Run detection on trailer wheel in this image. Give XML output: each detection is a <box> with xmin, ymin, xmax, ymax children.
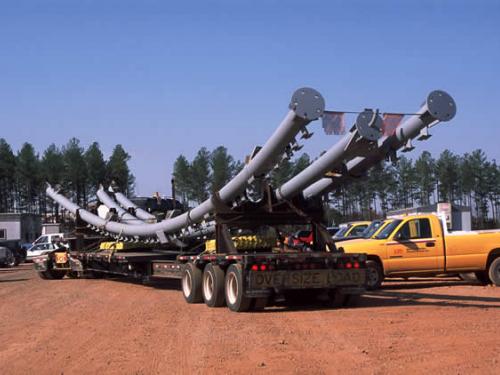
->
<box><xmin>251</xmin><ymin>297</ymin><xmax>268</xmax><ymax>311</ymax></box>
<box><xmin>366</xmin><ymin>260</ymin><xmax>383</xmax><ymax>290</ymax></box>
<box><xmin>488</xmin><ymin>257</ymin><xmax>500</xmax><ymax>286</ymax></box>
<box><xmin>5</xmin><ymin>250</ymin><xmax>16</xmax><ymax>268</ymax></box>
<box><xmin>327</xmin><ymin>289</ymin><xmax>348</xmax><ymax>307</ymax></box>
<box><xmin>202</xmin><ymin>263</ymin><xmax>226</xmax><ymax>307</ymax></box>
<box><xmin>182</xmin><ymin>263</ymin><xmax>203</xmax><ymax>304</ymax></box>
<box><xmin>225</xmin><ymin>264</ymin><xmax>251</xmax><ymax>312</ymax></box>
<box><xmin>40</xmin><ymin>269</ymin><xmax>66</xmax><ymax>280</ymax></box>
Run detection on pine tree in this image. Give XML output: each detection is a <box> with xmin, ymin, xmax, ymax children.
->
<box><xmin>436</xmin><ymin>150</ymin><xmax>460</xmax><ymax>203</ymax></box>
<box><xmin>0</xmin><ymin>139</ymin><xmax>16</xmax><ymax>212</ymax></box>
<box><xmin>85</xmin><ymin>142</ymin><xmax>107</xmax><ymax>197</ymax></box>
<box><xmin>62</xmin><ymin>138</ymin><xmax>88</xmax><ymax>205</ymax></box>
<box><xmin>173</xmin><ymin>155</ymin><xmax>191</xmax><ymax>204</ymax></box>
<box><xmin>107</xmin><ymin>144</ymin><xmax>134</xmax><ymax>195</ymax></box>
<box><xmin>210</xmin><ymin>146</ymin><xmax>235</xmax><ymax>192</ymax></box>
<box><xmin>16</xmin><ymin>143</ymin><xmax>40</xmax><ymax>213</ymax></box>
<box><xmin>414</xmin><ymin>151</ymin><xmax>436</xmax><ymax>205</ymax></box>
<box><xmin>41</xmin><ymin>144</ymin><xmax>65</xmax><ymax>219</ymax></box>
<box><xmin>189</xmin><ymin>147</ymin><xmax>211</xmax><ymax>203</ymax></box>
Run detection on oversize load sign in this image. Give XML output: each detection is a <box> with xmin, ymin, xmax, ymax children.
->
<box><xmin>249</xmin><ymin>269</ymin><xmax>365</xmax><ymax>289</ymax></box>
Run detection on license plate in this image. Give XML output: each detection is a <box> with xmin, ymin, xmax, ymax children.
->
<box><xmin>249</xmin><ymin>269</ymin><xmax>365</xmax><ymax>289</ymax></box>
<box><xmin>55</xmin><ymin>253</ymin><xmax>68</xmax><ymax>264</ymax></box>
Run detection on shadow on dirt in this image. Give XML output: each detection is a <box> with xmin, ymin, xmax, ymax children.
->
<box><xmin>71</xmin><ymin>274</ymin><xmax>500</xmax><ymax>312</ymax></box>
<box><xmin>0</xmin><ymin>278</ymin><xmax>30</xmax><ymax>283</ymax></box>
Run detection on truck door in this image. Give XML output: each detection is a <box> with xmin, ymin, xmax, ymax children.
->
<box><xmin>385</xmin><ymin>218</ymin><xmax>440</xmax><ymax>274</ymax></box>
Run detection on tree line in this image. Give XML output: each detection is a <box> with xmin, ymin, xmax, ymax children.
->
<box><xmin>327</xmin><ymin>149</ymin><xmax>499</xmax><ymax>228</ymax></box>
<box><xmin>172</xmin><ymin>146</ymin><xmax>312</xmax><ymax>204</ymax></box>
<box><xmin>174</xmin><ymin>147</ymin><xmax>499</xmax><ymax>228</ymax></box>
<box><xmin>0</xmin><ymin>138</ymin><xmax>135</xmax><ymax>219</ymax></box>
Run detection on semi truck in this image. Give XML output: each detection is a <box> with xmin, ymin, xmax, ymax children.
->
<box><xmin>34</xmin><ymin>87</ymin><xmax>457</xmax><ymax>311</ymax></box>
<box><xmin>338</xmin><ymin>213</ymin><xmax>500</xmax><ymax>289</ymax></box>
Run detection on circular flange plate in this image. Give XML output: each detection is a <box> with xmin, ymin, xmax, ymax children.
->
<box><xmin>427</xmin><ymin>90</ymin><xmax>456</xmax><ymax>121</ymax></box>
<box><xmin>355</xmin><ymin>110</ymin><xmax>382</xmax><ymax>141</ymax></box>
<box><xmin>289</xmin><ymin>87</ymin><xmax>325</xmax><ymax>121</ymax></box>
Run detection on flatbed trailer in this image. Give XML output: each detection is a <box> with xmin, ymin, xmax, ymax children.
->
<box><xmin>34</xmin><ymin>192</ymin><xmax>368</xmax><ymax>312</ymax></box>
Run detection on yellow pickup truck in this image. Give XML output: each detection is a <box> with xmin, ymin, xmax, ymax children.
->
<box><xmin>337</xmin><ymin>214</ymin><xmax>500</xmax><ymax>289</ymax></box>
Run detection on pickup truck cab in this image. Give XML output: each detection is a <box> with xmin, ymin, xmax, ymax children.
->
<box><xmin>338</xmin><ymin>214</ymin><xmax>500</xmax><ymax>289</ymax></box>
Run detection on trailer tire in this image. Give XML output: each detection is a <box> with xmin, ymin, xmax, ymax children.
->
<box><xmin>5</xmin><ymin>250</ymin><xmax>16</xmax><ymax>268</ymax></box>
<box><xmin>251</xmin><ymin>297</ymin><xmax>268</xmax><ymax>311</ymax></box>
<box><xmin>487</xmin><ymin>257</ymin><xmax>500</xmax><ymax>286</ymax></box>
<box><xmin>366</xmin><ymin>260</ymin><xmax>383</xmax><ymax>290</ymax></box>
<box><xmin>182</xmin><ymin>263</ymin><xmax>203</xmax><ymax>304</ymax></box>
<box><xmin>40</xmin><ymin>269</ymin><xmax>66</xmax><ymax>280</ymax></box>
<box><xmin>327</xmin><ymin>289</ymin><xmax>348</xmax><ymax>307</ymax></box>
<box><xmin>202</xmin><ymin>263</ymin><xmax>226</xmax><ymax>307</ymax></box>
<box><xmin>225</xmin><ymin>264</ymin><xmax>251</xmax><ymax>312</ymax></box>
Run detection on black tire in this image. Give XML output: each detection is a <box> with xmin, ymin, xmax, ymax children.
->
<box><xmin>327</xmin><ymin>289</ymin><xmax>347</xmax><ymax>307</ymax></box>
<box><xmin>90</xmin><ymin>271</ymin><xmax>105</xmax><ymax>279</ymax></box>
<box><xmin>202</xmin><ymin>263</ymin><xmax>226</xmax><ymax>307</ymax></box>
<box><xmin>182</xmin><ymin>263</ymin><xmax>203</xmax><ymax>304</ymax></box>
<box><xmin>66</xmin><ymin>271</ymin><xmax>81</xmax><ymax>279</ymax></box>
<box><xmin>225</xmin><ymin>264</ymin><xmax>251</xmax><ymax>312</ymax></box>
<box><xmin>250</xmin><ymin>297</ymin><xmax>268</xmax><ymax>311</ymax></box>
<box><xmin>366</xmin><ymin>260</ymin><xmax>384</xmax><ymax>290</ymax></box>
<box><xmin>474</xmin><ymin>271</ymin><xmax>490</xmax><ymax>285</ymax></box>
<box><xmin>5</xmin><ymin>250</ymin><xmax>16</xmax><ymax>268</ymax></box>
<box><xmin>40</xmin><ymin>269</ymin><xmax>66</xmax><ymax>280</ymax></box>
<box><xmin>488</xmin><ymin>257</ymin><xmax>500</xmax><ymax>286</ymax></box>
<box><xmin>344</xmin><ymin>293</ymin><xmax>360</xmax><ymax>307</ymax></box>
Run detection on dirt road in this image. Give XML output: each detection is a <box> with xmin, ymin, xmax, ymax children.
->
<box><xmin>0</xmin><ymin>264</ymin><xmax>498</xmax><ymax>374</ymax></box>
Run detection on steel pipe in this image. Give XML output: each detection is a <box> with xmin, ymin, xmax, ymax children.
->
<box><xmin>276</xmin><ymin>109</ymin><xmax>383</xmax><ymax>200</ymax></box>
<box><xmin>113</xmin><ymin>190</ymin><xmax>156</xmax><ymax>221</ymax></box>
<box><xmin>47</xmin><ymin>88</ymin><xmax>325</xmax><ymax>241</ymax></box>
<box><xmin>96</xmin><ymin>186</ymin><xmax>144</xmax><ymax>224</ymax></box>
<box><xmin>302</xmin><ymin>90</ymin><xmax>456</xmax><ymax>199</ymax></box>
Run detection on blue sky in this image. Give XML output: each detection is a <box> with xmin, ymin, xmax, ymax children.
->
<box><xmin>1</xmin><ymin>0</ymin><xmax>499</xmax><ymax>196</ymax></box>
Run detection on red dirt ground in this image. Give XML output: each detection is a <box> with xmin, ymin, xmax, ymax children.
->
<box><xmin>1</xmin><ymin>264</ymin><xmax>499</xmax><ymax>374</ymax></box>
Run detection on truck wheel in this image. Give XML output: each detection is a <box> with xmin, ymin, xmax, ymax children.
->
<box><xmin>202</xmin><ymin>263</ymin><xmax>226</xmax><ymax>307</ymax></box>
<box><xmin>40</xmin><ymin>269</ymin><xmax>66</xmax><ymax>280</ymax></box>
<box><xmin>225</xmin><ymin>264</ymin><xmax>251</xmax><ymax>312</ymax></box>
<box><xmin>5</xmin><ymin>250</ymin><xmax>16</xmax><ymax>267</ymax></box>
<box><xmin>327</xmin><ymin>289</ymin><xmax>348</xmax><ymax>307</ymax></box>
<box><xmin>251</xmin><ymin>297</ymin><xmax>268</xmax><ymax>311</ymax></box>
<box><xmin>366</xmin><ymin>260</ymin><xmax>383</xmax><ymax>290</ymax></box>
<box><xmin>488</xmin><ymin>257</ymin><xmax>500</xmax><ymax>286</ymax></box>
<box><xmin>182</xmin><ymin>263</ymin><xmax>203</xmax><ymax>304</ymax></box>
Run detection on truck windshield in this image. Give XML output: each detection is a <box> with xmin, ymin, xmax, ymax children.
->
<box><xmin>362</xmin><ymin>221</ymin><xmax>383</xmax><ymax>238</ymax></box>
<box><xmin>374</xmin><ymin>220</ymin><xmax>402</xmax><ymax>239</ymax></box>
<box><xmin>333</xmin><ymin>226</ymin><xmax>350</xmax><ymax>238</ymax></box>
